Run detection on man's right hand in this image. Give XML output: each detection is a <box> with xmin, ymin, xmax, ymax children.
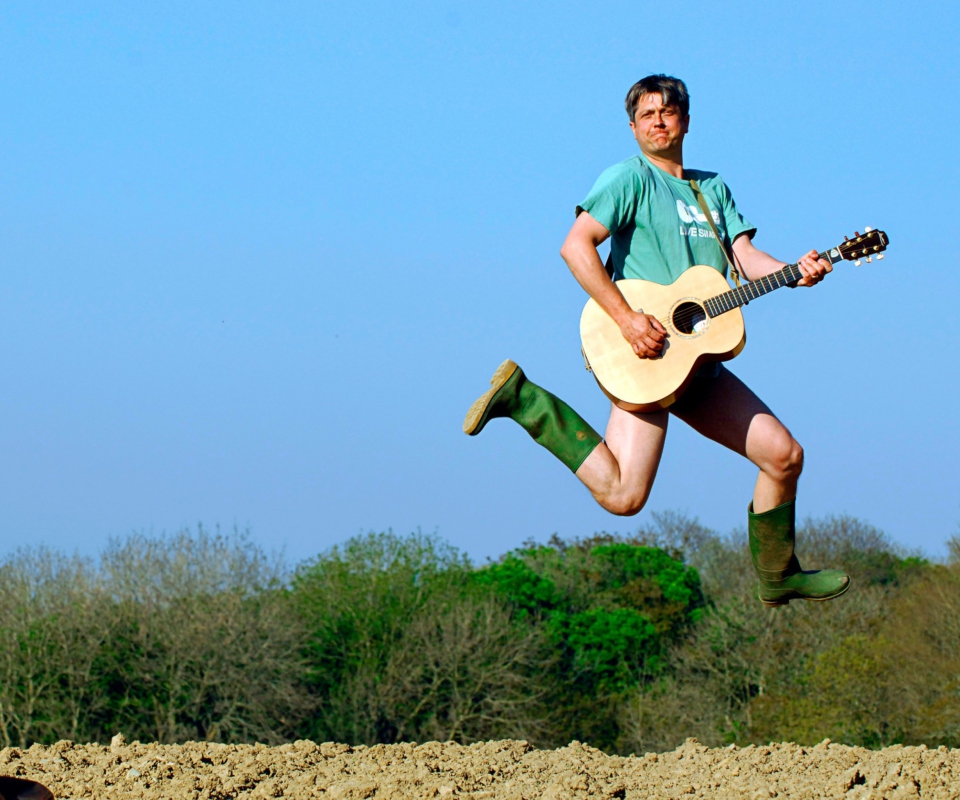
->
<box><xmin>617</xmin><ymin>310</ymin><xmax>667</xmax><ymax>359</ymax></box>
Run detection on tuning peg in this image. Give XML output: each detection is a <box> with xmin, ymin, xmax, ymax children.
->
<box><xmin>866</xmin><ymin>256</ymin><xmax>873</xmax><ymax>263</ymax></box>
<box><xmin>854</xmin><ymin>231</ymin><xmax>860</xmax><ymax>237</ymax></box>
<box><xmin>865</xmin><ymin>226</ymin><xmax>874</xmax><ymax>232</ymax></box>
<box><xmin>877</xmin><ymin>254</ymin><xmax>884</xmax><ymax>260</ymax></box>
<box><xmin>854</xmin><ymin>259</ymin><xmax>862</xmax><ymax>266</ymax></box>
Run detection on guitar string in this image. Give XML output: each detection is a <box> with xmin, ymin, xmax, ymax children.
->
<box><xmin>653</xmin><ymin>288</ymin><xmax>778</xmax><ymax>328</ymax></box>
<box><xmin>661</xmin><ymin>295</ymin><xmax>773</xmax><ymax>329</ymax></box>
<box><xmin>621</xmin><ymin>246</ymin><xmax>882</xmax><ymax>331</ymax></box>
<box><xmin>645</xmin><ymin>263</ymin><xmax>809</xmax><ymax>328</ymax></box>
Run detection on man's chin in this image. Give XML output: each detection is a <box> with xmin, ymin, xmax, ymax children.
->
<box><xmin>642</xmin><ymin>143</ymin><xmax>678</xmax><ymax>158</ymax></box>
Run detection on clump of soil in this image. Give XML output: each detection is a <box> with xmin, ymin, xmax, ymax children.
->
<box><xmin>2</xmin><ymin>736</ymin><xmax>958</xmax><ymax>799</ymax></box>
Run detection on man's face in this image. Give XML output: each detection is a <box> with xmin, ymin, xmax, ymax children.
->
<box><xmin>629</xmin><ymin>92</ymin><xmax>689</xmax><ymax>158</ymax></box>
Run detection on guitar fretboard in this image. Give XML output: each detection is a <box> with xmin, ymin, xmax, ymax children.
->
<box><xmin>704</xmin><ymin>249</ymin><xmax>841</xmax><ymax>318</ymax></box>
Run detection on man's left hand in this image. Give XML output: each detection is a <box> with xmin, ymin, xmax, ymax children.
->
<box><xmin>795</xmin><ymin>249</ymin><xmax>832</xmax><ymax>287</ymax></box>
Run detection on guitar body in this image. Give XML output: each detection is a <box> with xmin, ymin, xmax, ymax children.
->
<box><xmin>580</xmin><ymin>265</ymin><xmax>747</xmax><ymax>412</ymax></box>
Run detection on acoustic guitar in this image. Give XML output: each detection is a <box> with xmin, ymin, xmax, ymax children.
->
<box><xmin>579</xmin><ymin>228</ymin><xmax>889</xmax><ymax>412</ymax></box>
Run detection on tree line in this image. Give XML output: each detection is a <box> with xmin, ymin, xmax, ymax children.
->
<box><xmin>0</xmin><ymin>514</ymin><xmax>955</xmax><ymax>753</ymax></box>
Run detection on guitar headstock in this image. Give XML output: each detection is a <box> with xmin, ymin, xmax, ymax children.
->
<box><xmin>835</xmin><ymin>227</ymin><xmax>889</xmax><ymax>266</ymax></box>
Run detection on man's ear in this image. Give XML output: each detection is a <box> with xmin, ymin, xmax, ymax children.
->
<box><xmin>681</xmin><ymin>114</ymin><xmax>690</xmax><ymax>134</ymax></box>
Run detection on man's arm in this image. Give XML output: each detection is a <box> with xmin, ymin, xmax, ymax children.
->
<box><xmin>560</xmin><ymin>211</ymin><xmax>666</xmax><ymax>358</ymax></box>
<box><xmin>731</xmin><ymin>233</ymin><xmax>832</xmax><ymax>287</ymax></box>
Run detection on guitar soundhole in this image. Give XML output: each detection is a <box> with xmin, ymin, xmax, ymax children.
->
<box><xmin>672</xmin><ymin>301</ymin><xmax>708</xmax><ymax>335</ymax></box>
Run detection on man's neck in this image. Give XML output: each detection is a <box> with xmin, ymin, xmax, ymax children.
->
<box><xmin>641</xmin><ymin>148</ymin><xmax>684</xmax><ymax>179</ymax></box>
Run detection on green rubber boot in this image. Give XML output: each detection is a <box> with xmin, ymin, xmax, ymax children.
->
<box><xmin>748</xmin><ymin>500</ymin><xmax>851</xmax><ymax>607</ymax></box>
<box><xmin>463</xmin><ymin>359</ymin><xmax>602</xmax><ymax>472</ymax></box>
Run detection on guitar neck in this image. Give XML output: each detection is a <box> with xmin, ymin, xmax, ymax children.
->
<box><xmin>704</xmin><ymin>248</ymin><xmax>842</xmax><ymax>318</ymax></box>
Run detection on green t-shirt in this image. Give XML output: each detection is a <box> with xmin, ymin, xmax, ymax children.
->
<box><xmin>577</xmin><ymin>154</ymin><xmax>756</xmax><ymax>285</ymax></box>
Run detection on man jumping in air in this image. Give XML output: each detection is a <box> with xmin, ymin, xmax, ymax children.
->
<box><xmin>463</xmin><ymin>74</ymin><xmax>849</xmax><ymax>607</ymax></box>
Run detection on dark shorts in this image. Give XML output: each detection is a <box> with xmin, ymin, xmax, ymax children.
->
<box><xmin>694</xmin><ymin>361</ymin><xmax>723</xmax><ymax>380</ymax></box>
<box><xmin>669</xmin><ymin>362</ymin><xmax>727</xmax><ymax>414</ymax></box>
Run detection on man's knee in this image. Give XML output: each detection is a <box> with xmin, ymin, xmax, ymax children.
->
<box><xmin>600</xmin><ymin>488</ymin><xmax>650</xmax><ymax>517</ymax></box>
<box><xmin>766</xmin><ymin>436</ymin><xmax>804</xmax><ymax>483</ymax></box>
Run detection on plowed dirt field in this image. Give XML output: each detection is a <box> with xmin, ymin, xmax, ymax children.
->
<box><xmin>2</xmin><ymin>736</ymin><xmax>958</xmax><ymax>799</ymax></box>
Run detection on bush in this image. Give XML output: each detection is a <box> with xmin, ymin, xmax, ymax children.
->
<box><xmin>95</xmin><ymin>528</ymin><xmax>311</xmax><ymax>744</ymax></box>
<box><xmin>620</xmin><ymin>514</ymin><xmax>933</xmax><ymax>751</ymax></box>
<box><xmin>290</xmin><ymin>531</ymin><xmax>548</xmax><ymax>745</ymax></box>
<box><xmin>0</xmin><ymin>529</ymin><xmax>311</xmax><ymax>747</ymax></box>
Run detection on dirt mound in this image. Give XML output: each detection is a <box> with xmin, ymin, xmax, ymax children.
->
<box><xmin>1</xmin><ymin>736</ymin><xmax>958</xmax><ymax>799</ymax></box>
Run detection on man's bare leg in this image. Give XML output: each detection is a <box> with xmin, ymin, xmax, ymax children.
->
<box><xmin>575</xmin><ymin>366</ymin><xmax>798</xmax><ymax>518</ymax></box>
<box><xmin>668</xmin><ymin>368</ymin><xmax>802</xmax><ymax>513</ymax></box>
<box><xmin>575</xmin><ymin>405</ymin><xmax>669</xmax><ymax>516</ymax></box>
<box><xmin>669</xmin><ymin>367</ymin><xmax>849</xmax><ymax>604</ymax></box>
<box><xmin>464</xmin><ymin>360</ymin><xmax>665</xmax><ymax>509</ymax></box>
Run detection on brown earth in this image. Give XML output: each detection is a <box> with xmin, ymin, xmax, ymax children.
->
<box><xmin>2</xmin><ymin>736</ymin><xmax>958</xmax><ymax>799</ymax></box>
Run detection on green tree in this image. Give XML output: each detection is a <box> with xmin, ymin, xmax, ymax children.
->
<box><xmin>752</xmin><ymin>633</ymin><xmax>899</xmax><ymax>748</ymax></box>
<box><xmin>476</xmin><ymin>535</ymin><xmax>704</xmax><ymax>750</ymax></box>
<box><xmin>878</xmin><ymin>560</ymin><xmax>960</xmax><ymax>747</ymax></box>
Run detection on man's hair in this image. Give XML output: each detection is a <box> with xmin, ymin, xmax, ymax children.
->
<box><xmin>624</xmin><ymin>75</ymin><xmax>690</xmax><ymax>122</ymax></box>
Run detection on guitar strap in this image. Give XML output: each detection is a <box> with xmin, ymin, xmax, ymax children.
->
<box><xmin>689</xmin><ymin>178</ymin><xmax>743</xmax><ymax>288</ymax></box>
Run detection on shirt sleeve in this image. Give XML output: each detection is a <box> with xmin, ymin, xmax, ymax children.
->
<box><xmin>575</xmin><ymin>162</ymin><xmax>642</xmax><ymax>234</ymax></box>
<box><xmin>716</xmin><ymin>179</ymin><xmax>756</xmax><ymax>242</ymax></box>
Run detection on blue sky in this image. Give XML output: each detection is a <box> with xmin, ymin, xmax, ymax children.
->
<box><xmin>1</xmin><ymin>0</ymin><xmax>957</xmax><ymax>564</ymax></box>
